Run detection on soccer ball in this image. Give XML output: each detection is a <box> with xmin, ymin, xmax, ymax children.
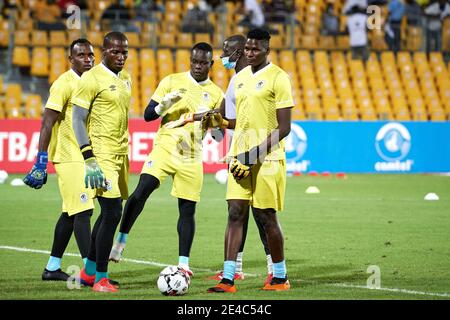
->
<box><xmin>157</xmin><ymin>266</ymin><xmax>190</xmax><ymax>296</ymax></box>
<box><xmin>0</xmin><ymin>170</ymin><xmax>8</xmax><ymax>184</ymax></box>
<box><xmin>215</xmin><ymin>168</ymin><xmax>228</xmax><ymax>185</ymax></box>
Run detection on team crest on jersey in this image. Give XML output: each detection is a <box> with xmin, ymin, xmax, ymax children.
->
<box><xmin>109</xmin><ymin>85</ymin><xmax>117</xmax><ymax>91</ymax></box>
<box><xmin>202</xmin><ymin>92</ymin><xmax>210</xmax><ymax>101</ymax></box>
<box><xmin>255</xmin><ymin>80</ymin><xmax>265</xmax><ymax>90</ymax></box>
<box><xmin>146</xmin><ymin>160</ymin><xmax>153</xmax><ymax>168</ymax></box>
<box><xmin>80</xmin><ymin>193</ymin><xmax>88</xmax><ymax>203</ymax></box>
<box><xmin>237</xmin><ymin>83</ymin><xmax>244</xmax><ymax>89</ymax></box>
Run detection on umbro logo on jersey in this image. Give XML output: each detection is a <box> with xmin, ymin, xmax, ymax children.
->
<box><xmin>237</xmin><ymin>83</ymin><xmax>244</xmax><ymax>89</ymax></box>
<box><xmin>256</xmin><ymin>80</ymin><xmax>265</xmax><ymax>90</ymax></box>
<box><xmin>109</xmin><ymin>85</ymin><xmax>117</xmax><ymax>91</ymax></box>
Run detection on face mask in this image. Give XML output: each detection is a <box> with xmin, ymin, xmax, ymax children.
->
<box><xmin>221</xmin><ymin>49</ymin><xmax>238</xmax><ymax>70</ymax></box>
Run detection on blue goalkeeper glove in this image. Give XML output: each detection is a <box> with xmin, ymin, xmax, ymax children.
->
<box><xmin>23</xmin><ymin>151</ymin><xmax>48</xmax><ymax>189</ymax></box>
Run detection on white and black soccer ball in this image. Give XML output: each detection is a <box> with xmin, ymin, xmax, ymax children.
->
<box><xmin>157</xmin><ymin>266</ymin><xmax>190</xmax><ymax>296</ymax></box>
<box><xmin>215</xmin><ymin>168</ymin><xmax>228</xmax><ymax>185</ymax></box>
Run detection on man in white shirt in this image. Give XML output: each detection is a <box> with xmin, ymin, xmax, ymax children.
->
<box><xmin>238</xmin><ymin>0</ymin><xmax>266</xmax><ymax>29</ymax></box>
<box><xmin>424</xmin><ymin>0</ymin><xmax>450</xmax><ymax>52</ymax></box>
<box><xmin>346</xmin><ymin>5</ymin><xmax>369</xmax><ymax>61</ymax></box>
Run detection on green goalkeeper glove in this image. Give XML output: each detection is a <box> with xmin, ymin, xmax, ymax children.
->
<box><xmin>81</xmin><ymin>145</ymin><xmax>106</xmax><ymax>189</ymax></box>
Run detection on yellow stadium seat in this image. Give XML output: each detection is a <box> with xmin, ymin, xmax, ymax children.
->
<box><xmin>125</xmin><ymin>32</ymin><xmax>140</xmax><ymax>47</ymax></box>
<box><xmin>394</xmin><ymin>108</ymin><xmax>411</xmax><ymax>121</ymax></box>
<box><xmin>177</xmin><ymin>33</ymin><xmax>194</xmax><ymax>48</ymax></box>
<box><xmin>429</xmin><ymin>108</ymin><xmax>446</xmax><ymax>121</ymax></box>
<box><xmin>409</xmin><ymin>97</ymin><xmax>428</xmax><ymax>121</ymax></box>
<box><xmin>318</xmin><ymin>36</ymin><xmax>335</xmax><ymax>49</ymax></box>
<box><xmin>31</xmin><ymin>31</ymin><xmax>49</xmax><ymax>46</ymax></box>
<box><xmin>5</xmin><ymin>83</ymin><xmax>23</xmax><ymax>118</ymax></box>
<box><xmin>31</xmin><ymin>47</ymin><xmax>49</xmax><ymax>77</ymax></box>
<box><xmin>87</xmin><ymin>30</ymin><xmax>104</xmax><ymax>47</ymax></box>
<box><xmin>406</xmin><ymin>26</ymin><xmax>422</xmax><ymax>51</ymax></box>
<box><xmin>125</xmin><ymin>48</ymin><xmax>139</xmax><ymax>80</ymax></box>
<box><xmin>12</xmin><ymin>46</ymin><xmax>30</xmax><ymax>67</ymax></box>
<box><xmin>271</xmin><ymin>34</ymin><xmax>285</xmax><ymax>49</ymax></box>
<box><xmin>157</xmin><ymin>49</ymin><xmax>174</xmax><ymax>81</ymax></box>
<box><xmin>49</xmin><ymin>47</ymin><xmax>68</xmax><ymax>83</ymax></box>
<box><xmin>194</xmin><ymin>33</ymin><xmax>211</xmax><ymax>44</ymax></box>
<box><xmin>0</xmin><ymin>100</ymin><xmax>5</xmax><ymax>119</ymax></box>
<box><xmin>67</xmin><ymin>29</ymin><xmax>82</xmax><ymax>45</ymax></box>
<box><xmin>175</xmin><ymin>49</ymin><xmax>190</xmax><ymax>73</ymax></box>
<box><xmin>49</xmin><ymin>31</ymin><xmax>67</xmax><ymax>46</ymax></box>
<box><xmin>301</xmin><ymin>35</ymin><xmax>318</xmax><ymax>49</ymax></box>
<box><xmin>0</xmin><ymin>30</ymin><xmax>9</xmax><ymax>47</ymax></box>
<box><xmin>25</xmin><ymin>94</ymin><xmax>43</xmax><ymax>119</ymax></box>
<box><xmin>14</xmin><ymin>30</ymin><xmax>29</xmax><ymax>46</ymax></box>
<box><xmin>336</xmin><ymin>36</ymin><xmax>350</xmax><ymax>50</ymax></box>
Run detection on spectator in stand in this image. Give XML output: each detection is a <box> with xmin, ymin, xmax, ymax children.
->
<box><xmin>33</xmin><ymin>0</ymin><xmax>66</xmax><ymax>30</ymax></box>
<box><xmin>424</xmin><ymin>0</ymin><xmax>450</xmax><ymax>52</ymax></box>
<box><xmin>346</xmin><ymin>4</ymin><xmax>369</xmax><ymax>62</ymax></box>
<box><xmin>343</xmin><ymin>0</ymin><xmax>368</xmax><ymax>14</ymax></box>
<box><xmin>101</xmin><ymin>0</ymin><xmax>139</xmax><ymax>32</ymax></box>
<box><xmin>236</xmin><ymin>0</ymin><xmax>266</xmax><ymax>29</ymax></box>
<box><xmin>134</xmin><ymin>0</ymin><xmax>164</xmax><ymax>22</ymax></box>
<box><xmin>181</xmin><ymin>2</ymin><xmax>214</xmax><ymax>35</ymax></box>
<box><xmin>262</xmin><ymin>0</ymin><xmax>295</xmax><ymax>24</ymax></box>
<box><xmin>404</xmin><ymin>0</ymin><xmax>423</xmax><ymax>26</ymax></box>
<box><xmin>322</xmin><ymin>2</ymin><xmax>340</xmax><ymax>36</ymax></box>
<box><xmin>386</xmin><ymin>0</ymin><xmax>405</xmax><ymax>54</ymax></box>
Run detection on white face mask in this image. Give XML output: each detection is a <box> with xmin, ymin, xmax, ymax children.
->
<box><xmin>221</xmin><ymin>49</ymin><xmax>238</xmax><ymax>70</ymax></box>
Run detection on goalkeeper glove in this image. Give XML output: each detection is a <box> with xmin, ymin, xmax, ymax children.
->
<box><xmin>229</xmin><ymin>158</ymin><xmax>252</xmax><ymax>180</ymax></box>
<box><xmin>23</xmin><ymin>151</ymin><xmax>48</xmax><ymax>189</ymax></box>
<box><xmin>81</xmin><ymin>145</ymin><xmax>106</xmax><ymax>189</ymax></box>
<box><xmin>201</xmin><ymin>111</ymin><xmax>229</xmax><ymax>131</ymax></box>
<box><xmin>155</xmin><ymin>90</ymin><xmax>184</xmax><ymax>115</ymax></box>
<box><xmin>164</xmin><ymin>112</ymin><xmax>195</xmax><ymax>129</ymax></box>
<box><xmin>229</xmin><ymin>147</ymin><xmax>260</xmax><ymax>180</ymax></box>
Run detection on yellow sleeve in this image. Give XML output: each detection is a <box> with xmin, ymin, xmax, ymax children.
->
<box><xmin>151</xmin><ymin>75</ymin><xmax>172</xmax><ymax>104</ymax></box>
<box><xmin>71</xmin><ymin>72</ymin><xmax>98</xmax><ymax>110</ymax></box>
<box><xmin>45</xmin><ymin>78</ymin><xmax>69</xmax><ymax>112</ymax></box>
<box><xmin>213</xmin><ymin>90</ymin><xmax>225</xmax><ymax>110</ymax></box>
<box><xmin>274</xmin><ymin>72</ymin><xmax>294</xmax><ymax>109</ymax></box>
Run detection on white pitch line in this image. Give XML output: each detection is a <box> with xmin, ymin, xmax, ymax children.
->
<box><xmin>3</xmin><ymin>245</ymin><xmax>449</xmax><ymax>298</ymax></box>
<box><xmin>0</xmin><ymin>245</ymin><xmax>257</xmax><ymax>276</ymax></box>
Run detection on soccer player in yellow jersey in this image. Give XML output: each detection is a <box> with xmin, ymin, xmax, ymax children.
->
<box><xmin>208</xmin><ymin>35</ymin><xmax>274</xmax><ymax>284</ymax></box>
<box><xmin>109</xmin><ymin>43</ymin><xmax>224</xmax><ymax>276</ymax></box>
<box><xmin>23</xmin><ymin>39</ymin><xmax>95</xmax><ymax>282</ymax></box>
<box><xmin>72</xmin><ymin>32</ymin><xmax>131</xmax><ymax>293</ymax></box>
<box><xmin>207</xmin><ymin>29</ymin><xmax>293</xmax><ymax>293</ymax></box>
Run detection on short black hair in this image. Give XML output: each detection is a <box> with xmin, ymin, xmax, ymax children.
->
<box><xmin>191</xmin><ymin>42</ymin><xmax>213</xmax><ymax>54</ymax></box>
<box><xmin>70</xmin><ymin>38</ymin><xmax>92</xmax><ymax>54</ymax></box>
<box><xmin>247</xmin><ymin>28</ymin><xmax>271</xmax><ymax>41</ymax></box>
<box><xmin>103</xmin><ymin>31</ymin><xmax>128</xmax><ymax>48</ymax></box>
<box><xmin>225</xmin><ymin>35</ymin><xmax>246</xmax><ymax>50</ymax></box>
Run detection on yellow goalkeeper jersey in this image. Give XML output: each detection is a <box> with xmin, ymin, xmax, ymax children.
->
<box><xmin>151</xmin><ymin>71</ymin><xmax>224</xmax><ymax>157</ymax></box>
<box><xmin>229</xmin><ymin>63</ymin><xmax>294</xmax><ymax>161</ymax></box>
<box><xmin>46</xmin><ymin>69</ymin><xmax>84</xmax><ymax>163</ymax></box>
<box><xmin>72</xmin><ymin>63</ymin><xmax>131</xmax><ymax>155</ymax></box>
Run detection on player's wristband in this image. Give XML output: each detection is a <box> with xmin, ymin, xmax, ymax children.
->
<box><xmin>221</xmin><ymin>118</ymin><xmax>229</xmax><ymax>129</ymax></box>
<box><xmin>36</xmin><ymin>151</ymin><xmax>48</xmax><ymax>167</ymax></box>
<box><xmin>80</xmin><ymin>144</ymin><xmax>95</xmax><ymax>160</ymax></box>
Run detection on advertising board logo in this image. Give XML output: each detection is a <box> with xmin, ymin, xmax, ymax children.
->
<box><xmin>286</xmin><ymin>123</ymin><xmax>307</xmax><ymax>162</ymax></box>
<box><xmin>375</xmin><ymin>122</ymin><xmax>411</xmax><ymax>161</ymax></box>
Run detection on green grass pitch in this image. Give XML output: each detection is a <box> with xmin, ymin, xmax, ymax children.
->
<box><xmin>0</xmin><ymin>173</ymin><xmax>449</xmax><ymax>300</ymax></box>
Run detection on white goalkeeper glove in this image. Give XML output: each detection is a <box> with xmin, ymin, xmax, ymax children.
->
<box><xmin>155</xmin><ymin>90</ymin><xmax>184</xmax><ymax>115</ymax></box>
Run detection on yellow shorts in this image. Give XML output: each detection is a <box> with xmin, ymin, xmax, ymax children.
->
<box><xmin>141</xmin><ymin>145</ymin><xmax>203</xmax><ymax>202</ymax></box>
<box><xmin>96</xmin><ymin>154</ymin><xmax>129</xmax><ymax>200</ymax></box>
<box><xmin>226</xmin><ymin>160</ymin><xmax>286</xmax><ymax>211</ymax></box>
<box><xmin>54</xmin><ymin>162</ymin><xmax>95</xmax><ymax>216</ymax></box>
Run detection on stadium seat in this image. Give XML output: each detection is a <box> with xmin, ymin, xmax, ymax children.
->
<box><xmin>159</xmin><ymin>33</ymin><xmax>176</xmax><ymax>47</ymax></box>
<box><xmin>0</xmin><ymin>100</ymin><xmax>5</xmax><ymax>119</ymax></box>
<box><xmin>157</xmin><ymin>49</ymin><xmax>174</xmax><ymax>81</ymax></box>
<box><xmin>31</xmin><ymin>30</ymin><xmax>49</xmax><ymax>47</ymax></box>
<box><xmin>14</xmin><ymin>30</ymin><xmax>29</xmax><ymax>46</ymax></box>
<box><xmin>4</xmin><ymin>83</ymin><xmax>23</xmax><ymax>118</ymax></box>
<box><xmin>177</xmin><ymin>33</ymin><xmax>194</xmax><ymax>48</ymax></box>
<box><xmin>301</xmin><ymin>35</ymin><xmax>318</xmax><ymax>50</ymax></box>
<box><xmin>49</xmin><ymin>31</ymin><xmax>67</xmax><ymax>47</ymax></box>
<box><xmin>66</xmin><ymin>29</ymin><xmax>82</xmax><ymax>46</ymax></box>
<box><xmin>125</xmin><ymin>32</ymin><xmax>140</xmax><ymax>47</ymax></box>
<box><xmin>31</xmin><ymin>47</ymin><xmax>49</xmax><ymax>77</ymax></box>
<box><xmin>93</xmin><ymin>47</ymin><xmax>102</xmax><ymax>66</ymax></box>
<box><xmin>0</xmin><ymin>30</ymin><xmax>9</xmax><ymax>47</ymax></box>
<box><xmin>125</xmin><ymin>48</ymin><xmax>139</xmax><ymax>81</ymax></box>
<box><xmin>175</xmin><ymin>50</ymin><xmax>190</xmax><ymax>73</ymax></box>
<box><xmin>87</xmin><ymin>30</ymin><xmax>104</xmax><ymax>47</ymax></box>
<box><xmin>25</xmin><ymin>94</ymin><xmax>43</xmax><ymax>119</ymax></box>
<box><xmin>318</xmin><ymin>36</ymin><xmax>335</xmax><ymax>49</ymax></box>
<box><xmin>49</xmin><ymin>47</ymin><xmax>68</xmax><ymax>83</ymax></box>
<box><xmin>195</xmin><ymin>33</ymin><xmax>211</xmax><ymax>44</ymax></box>
<box><xmin>12</xmin><ymin>46</ymin><xmax>31</xmax><ymax>67</ymax></box>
